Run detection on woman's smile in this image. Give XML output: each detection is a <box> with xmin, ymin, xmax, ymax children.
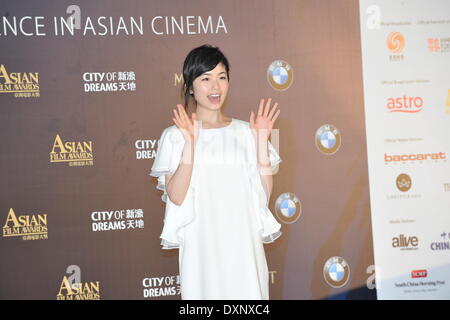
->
<box><xmin>207</xmin><ymin>93</ymin><xmax>221</xmax><ymax>104</ymax></box>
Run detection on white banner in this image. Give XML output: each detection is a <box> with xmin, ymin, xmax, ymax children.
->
<box><xmin>359</xmin><ymin>0</ymin><xmax>450</xmax><ymax>299</ymax></box>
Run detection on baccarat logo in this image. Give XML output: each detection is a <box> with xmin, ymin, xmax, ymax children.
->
<box><xmin>384</xmin><ymin>151</ymin><xmax>446</xmax><ymax>164</ymax></box>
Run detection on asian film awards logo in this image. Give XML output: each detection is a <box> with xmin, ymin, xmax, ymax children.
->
<box><xmin>2</xmin><ymin>208</ymin><xmax>48</xmax><ymax>240</ymax></box>
<box><xmin>56</xmin><ymin>265</ymin><xmax>100</xmax><ymax>300</ymax></box>
<box><xmin>49</xmin><ymin>134</ymin><xmax>94</xmax><ymax>167</ymax></box>
<box><xmin>0</xmin><ymin>64</ymin><xmax>40</xmax><ymax>98</ymax></box>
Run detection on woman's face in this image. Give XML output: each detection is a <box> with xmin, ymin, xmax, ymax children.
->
<box><xmin>191</xmin><ymin>62</ymin><xmax>229</xmax><ymax>111</ymax></box>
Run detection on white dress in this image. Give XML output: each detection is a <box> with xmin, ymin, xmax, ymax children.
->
<box><xmin>150</xmin><ymin>118</ymin><xmax>282</xmax><ymax>300</ymax></box>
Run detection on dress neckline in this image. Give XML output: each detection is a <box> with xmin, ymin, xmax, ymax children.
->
<box><xmin>199</xmin><ymin>118</ymin><xmax>234</xmax><ymax>130</ymax></box>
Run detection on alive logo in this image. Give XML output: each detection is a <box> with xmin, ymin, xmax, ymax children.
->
<box><xmin>392</xmin><ymin>234</ymin><xmax>419</xmax><ymax>250</ymax></box>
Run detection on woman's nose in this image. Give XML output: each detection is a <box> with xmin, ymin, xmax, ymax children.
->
<box><xmin>211</xmin><ymin>78</ymin><xmax>219</xmax><ymax>90</ymax></box>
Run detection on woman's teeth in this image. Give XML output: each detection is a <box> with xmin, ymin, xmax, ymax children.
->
<box><xmin>208</xmin><ymin>94</ymin><xmax>221</xmax><ymax>104</ymax></box>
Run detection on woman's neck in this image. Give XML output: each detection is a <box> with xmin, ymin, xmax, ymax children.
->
<box><xmin>194</xmin><ymin>107</ymin><xmax>230</xmax><ymax>127</ymax></box>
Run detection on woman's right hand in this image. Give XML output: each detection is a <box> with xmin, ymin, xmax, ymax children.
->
<box><xmin>172</xmin><ymin>104</ymin><xmax>198</xmax><ymax>145</ymax></box>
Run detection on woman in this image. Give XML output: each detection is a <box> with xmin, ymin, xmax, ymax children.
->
<box><xmin>150</xmin><ymin>44</ymin><xmax>282</xmax><ymax>300</ymax></box>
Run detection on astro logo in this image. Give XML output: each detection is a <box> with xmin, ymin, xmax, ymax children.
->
<box><xmin>387</xmin><ymin>32</ymin><xmax>405</xmax><ymax>53</ymax></box>
<box><xmin>387</xmin><ymin>95</ymin><xmax>424</xmax><ymax>113</ymax></box>
<box><xmin>267</xmin><ymin>60</ymin><xmax>293</xmax><ymax>91</ymax></box>
<box><xmin>315</xmin><ymin>124</ymin><xmax>341</xmax><ymax>155</ymax></box>
<box><xmin>274</xmin><ymin>193</ymin><xmax>301</xmax><ymax>224</ymax></box>
<box><xmin>323</xmin><ymin>256</ymin><xmax>350</xmax><ymax>288</ymax></box>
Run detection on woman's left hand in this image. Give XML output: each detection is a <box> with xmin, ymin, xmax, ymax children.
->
<box><xmin>250</xmin><ymin>98</ymin><xmax>281</xmax><ymax>141</ymax></box>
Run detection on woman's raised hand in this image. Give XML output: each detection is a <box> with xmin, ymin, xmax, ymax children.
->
<box><xmin>172</xmin><ymin>104</ymin><xmax>198</xmax><ymax>144</ymax></box>
<box><xmin>249</xmin><ymin>98</ymin><xmax>281</xmax><ymax>141</ymax></box>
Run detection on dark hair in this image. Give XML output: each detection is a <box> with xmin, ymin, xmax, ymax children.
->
<box><xmin>182</xmin><ymin>44</ymin><xmax>230</xmax><ymax>110</ymax></box>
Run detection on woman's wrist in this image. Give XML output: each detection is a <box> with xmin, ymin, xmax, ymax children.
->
<box><xmin>181</xmin><ymin>142</ymin><xmax>195</xmax><ymax>165</ymax></box>
<box><xmin>255</xmin><ymin>139</ymin><xmax>271</xmax><ymax>172</ymax></box>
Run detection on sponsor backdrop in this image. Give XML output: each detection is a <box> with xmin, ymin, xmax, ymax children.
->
<box><xmin>3</xmin><ymin>0</ymin><xmax>434</xmax><ymax>300</ymax></box>
<box><xmin>359</xmin><ymin>0</ymin><xmax>450</xmax><ymax>299</ymax></box>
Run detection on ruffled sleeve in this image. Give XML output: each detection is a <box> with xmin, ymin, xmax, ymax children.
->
<box><xmin>149</xmin><ymin>126</ymin><xmax>185</xmax><ymax>203</ymax></box>
<box><xmin>150</xmin><ymin>126</ymin><xmax>196</xmax><ymax>250</ymax></box>
<box><xmin>260</xmin><ymin>141</ymin><xmax>283</xmax><ymax>243</ymax></box>
<box><xmin>255</xmin><ymin>140</ymin><xmax>283</xmax><ymax>207</ymax></box>
<box><xmin>247</xmin><ymin>129</ymin><xmax>283</xmax><ymax>244</ymax></box>
<box><xmin>268</xmin><ymin>140</ymin><xmax>282</xmax><ymax>178</ymax></box>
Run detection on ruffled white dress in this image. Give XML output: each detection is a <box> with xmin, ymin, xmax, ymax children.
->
<box><xmin>150</xmin><ymin>118</ymin><xmax>282</xmax><ymax>300</ymax></box>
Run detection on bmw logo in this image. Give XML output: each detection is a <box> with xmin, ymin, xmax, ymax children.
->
<box><xmin>275</xmin><ymin>193</ymin><xmax>302</xmax><ymax>224</ymax></box>
<box><xmin>267</xmin><ymin>60</ymin><xmax>294</xmax><ymax>91</ymax></box>
<box><xmin>315</xmin><ymin>124</ymin><xmax>342</xmax><ymax>155</ymax></box>
<box><xmin>323</xmin><ymin>256</ymin><xmax>350</xmax><ymax>288</ymax></box>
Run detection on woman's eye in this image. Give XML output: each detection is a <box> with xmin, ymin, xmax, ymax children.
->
<box><xmin>202</xmin><ymin>78</ymin><xmax>209</xmax><ymax>81</ymax></box>
<box><xmin>220</xmin><ymin>76</ymin><xmax>228</xmax><ymax>80</ymax></box>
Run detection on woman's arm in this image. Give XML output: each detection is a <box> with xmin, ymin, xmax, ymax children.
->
<box><xmin>165</xmin><ymin>104</ymin><xmax>198</xmax><ymax>206</ymax></box>
<box><xmin>249</xmin><ymin>98</ymin><xmax>280</xmax><ymax>201</ymax></box>
<box><xmin>255</xmin><ymin>138</ymin><xmax>273</xmax><ymax>200</ymax></box>
<box><xmin>165</xmin><ymin>142</ymin><xmax>195</xmax><ymax>206</ymax></box>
